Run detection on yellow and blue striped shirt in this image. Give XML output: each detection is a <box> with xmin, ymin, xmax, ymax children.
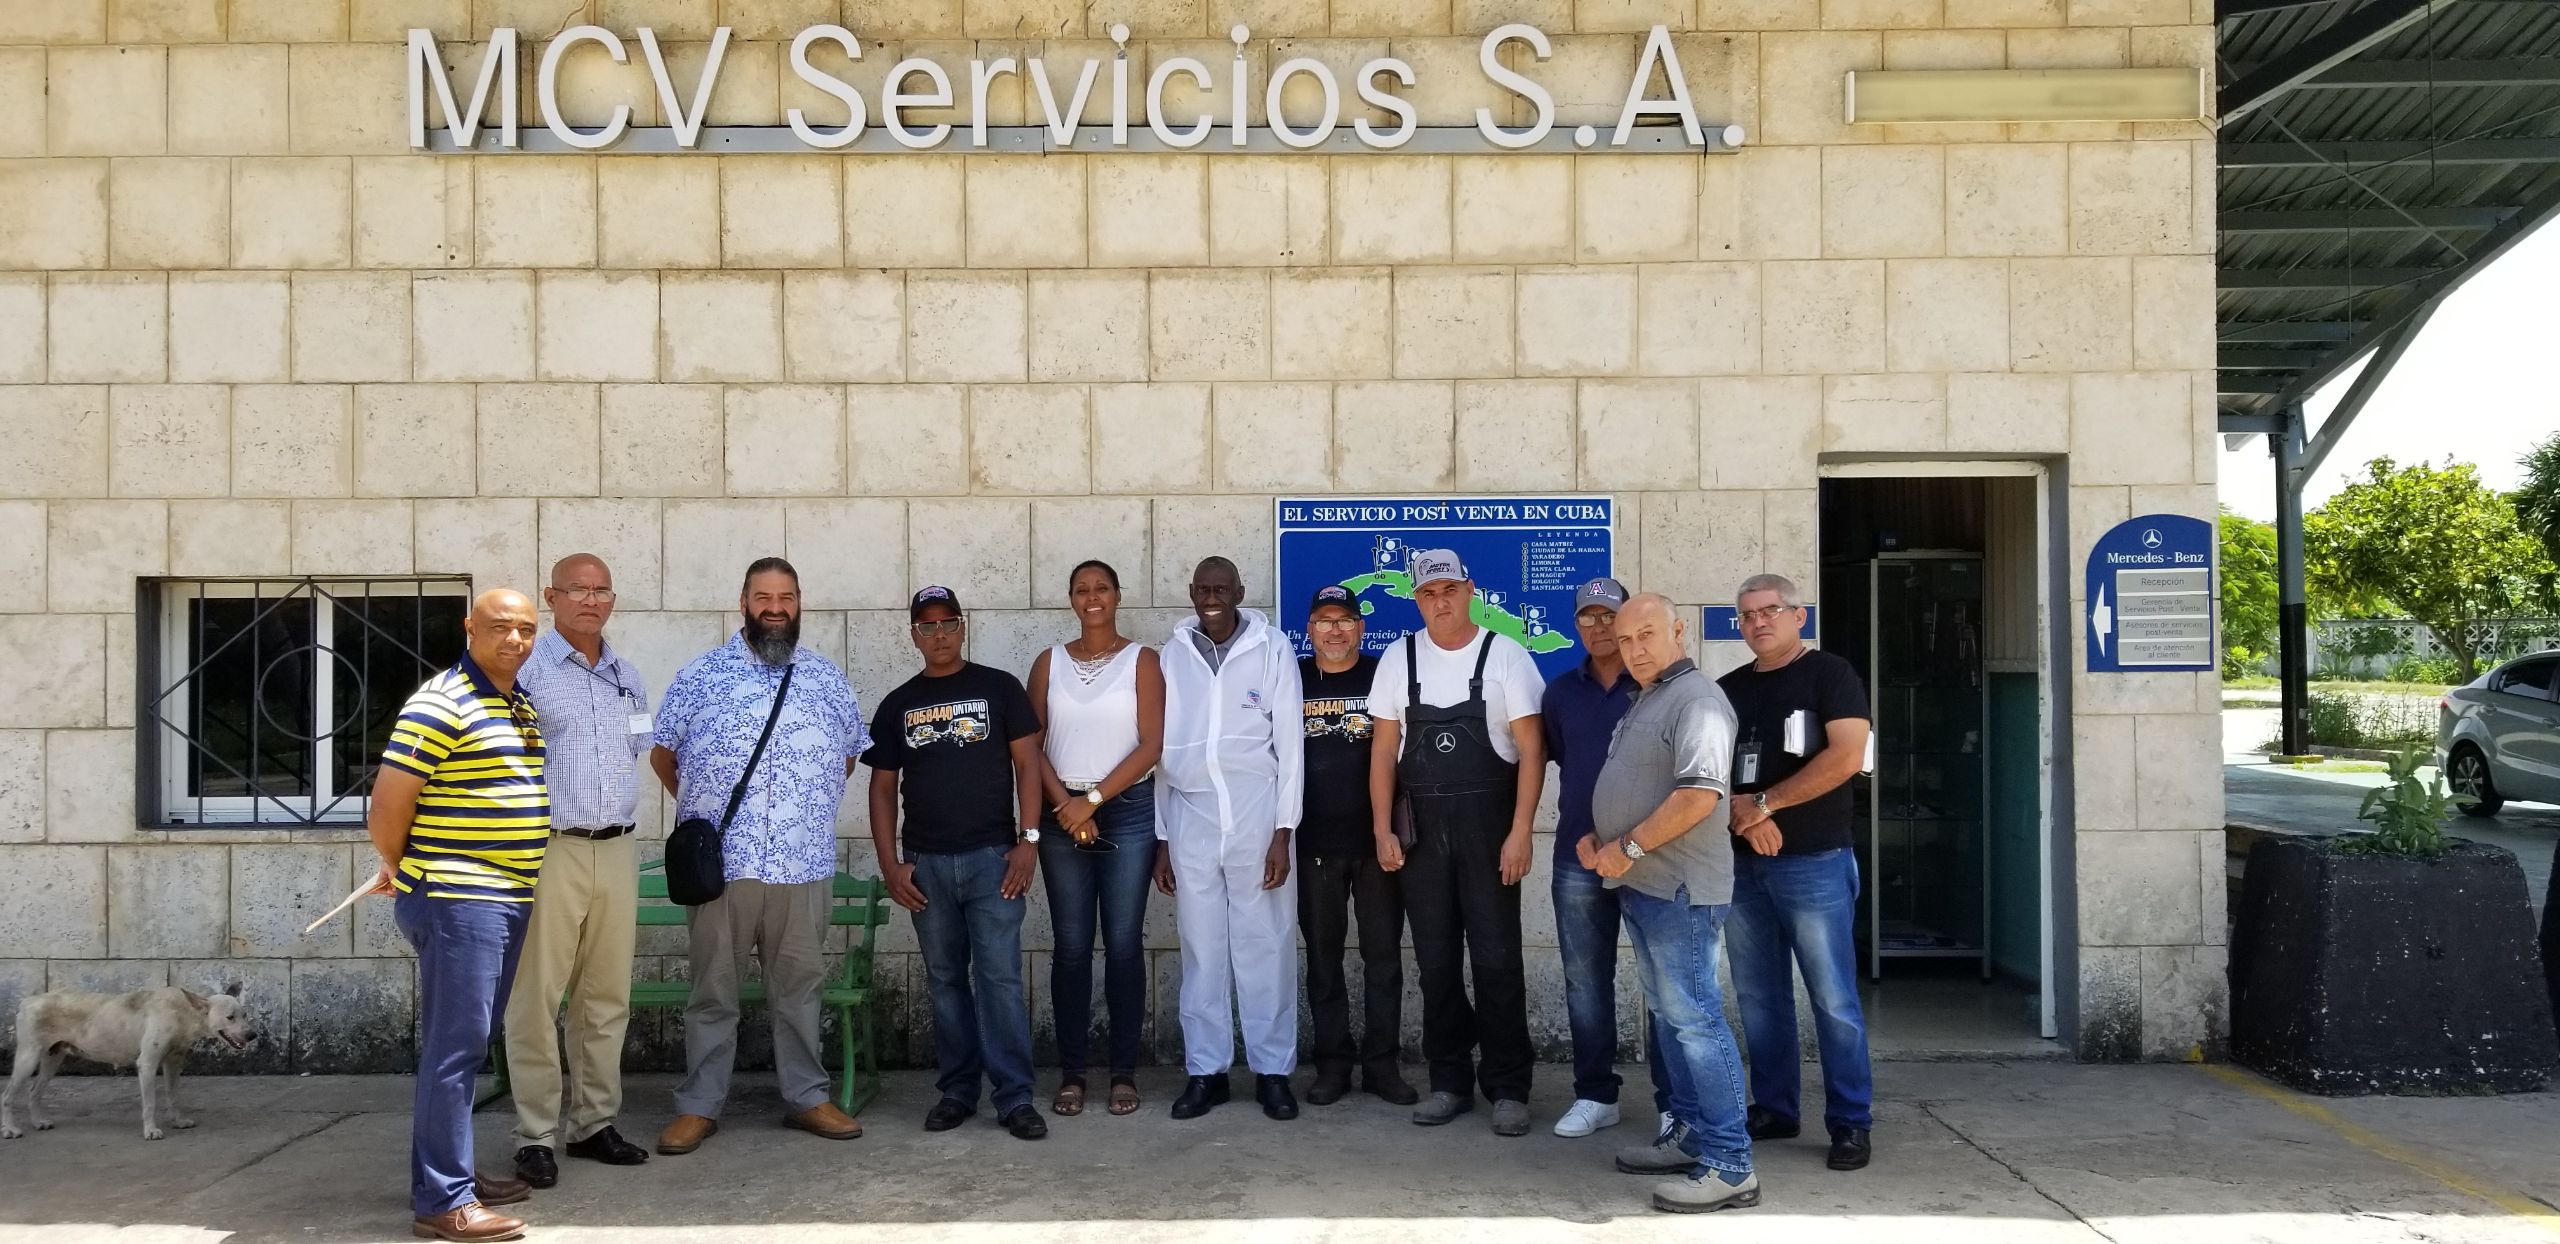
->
<box><xmin>381</xmin><ymin>655</ymin><xmax>550</xmax><ymax>902</ymax></box>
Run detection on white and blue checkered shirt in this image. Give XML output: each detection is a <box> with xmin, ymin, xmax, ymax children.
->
<box><xmin>516</xmin><ymin>627</ymin><xmax>650</xmax><ymax>831</ymax></box>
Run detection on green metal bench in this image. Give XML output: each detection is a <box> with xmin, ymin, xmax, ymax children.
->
<box><xmin>482</xmin><ymin>864</ymin><xmax>892</xmax><ymax>1116</ymax></box>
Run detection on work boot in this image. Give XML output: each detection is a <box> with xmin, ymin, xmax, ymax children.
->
<box><xmin>1828</xmin><ymin>1126</ymin><xmax>1872</xmax><ymax>1171</ymax></box>
<box><xmin>1616</xmin><ymin>1122</ymin><xmax>1696</xmax><ymax>1175</ymax></box>
<box><xmin>1305</xmin><ymin>1065</ymin><xmax>1353</xmax><ymax>1106</ymax></box>
<box><xmin>1745</xmin><ymin>1105</ymin><xmax>1800</xmax><ymax>1140</ymax></box>
<box><xmin>784</xmin><ymin>1102</ymin><xmax>863</xmax><ymax>1140</ymax></box>
<box><xmin>410</xmin><ymin>1202</ymin><xmax>526</xmax><ymax>1242</ymax></box>
<box><xmin>1170</xmin><ymin>1074</ymin><xmax>1231</xmax><ymax>1119</ymax></box>
<box><xmin>1411</xmin><ymin>1091</ymin><xmax>1473</xmax><ymax>1126</ymax></box>
<box><xmin>1001</xmin><ymin>1105</ymin><xmax>1049</xmax><ymax>1140</ymax></box>
<box><xmin>1652</xmin><ymin>1169</ymin><xmax>1761</xmax><ymax>1214</ymax></box>
<box><xmin>1490</xmin><ymin>1099</ymin><xmax>1532</xmax><ymax>1137</ymax></box>
<box><xmin>1256</xmin><ymin>1074</ymin><xmax>1299</xmax><ymax>1120</ymax></box>
<box><xmin>655</xmin><ymin>1114</ymin><xmax>717</xmax><ymax>1156</ymax></box>
<box><xmin>1362</xmin><ymin>1066</ymin><xmax>1420</xmax><ymax>1106</ymax></box>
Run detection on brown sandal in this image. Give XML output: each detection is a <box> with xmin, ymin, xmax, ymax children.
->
<box><xmin>1052</xmin><ymin>1078</ymin><xmax>1086</xmax><ymax>1117</ymax></box>
<box><xmin>1107</xmin><ymin>1076</ymin><xmax>1141</xmax><ymax>1116</ymax></box>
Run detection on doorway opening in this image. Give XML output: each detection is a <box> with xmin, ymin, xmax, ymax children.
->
<box><xmin>1817</xmin><ymin>467</ymin><xmax>2061</xmax><ymax>1055</ymax></box>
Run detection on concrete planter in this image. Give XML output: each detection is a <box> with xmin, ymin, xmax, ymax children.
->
<box><xmin>2229</xmin><ymin>836</ymin><xmax>2557</xmax><ymax>1095</ymax></box>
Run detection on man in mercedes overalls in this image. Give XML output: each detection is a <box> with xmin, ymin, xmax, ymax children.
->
<box><xmin>1366</xmin><ymin>550</ymin><xmax>1550</xmax><ymax>1137</ymax></box>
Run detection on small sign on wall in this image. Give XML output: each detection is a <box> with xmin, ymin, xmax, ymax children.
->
<box><xmin>2084</xmin><ymin>513</ymin><xmax>2214</xmax><ymax>673</ymax></box>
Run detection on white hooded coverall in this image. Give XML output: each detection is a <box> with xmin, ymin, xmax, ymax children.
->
<box><xmin>1157</xmin><ymin>608</ymin><xmax>1306</xmax><ymax>1077</ymax></box>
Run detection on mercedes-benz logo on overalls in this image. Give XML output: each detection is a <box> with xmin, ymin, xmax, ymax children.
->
<box><xmin>2141</xmin><ymin>528</ymin><xmax>2163</xmax><ymax>549</ymax></box>
<box><xmin>1434</xmin><ymin>734</ymin><xmax>1456</xmax><ymax>753</ymax></box>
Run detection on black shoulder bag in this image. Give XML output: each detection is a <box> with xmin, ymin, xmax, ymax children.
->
<box><xmin>666</xmin><ymin>665</ymin><xmax>794</xmax><ymax>907</ymax></box>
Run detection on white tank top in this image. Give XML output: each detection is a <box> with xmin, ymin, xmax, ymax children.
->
<box><xmin>1043</xmin><ymin>641</ymin><xmax>1144</xmax><ymax>785</ymax></box>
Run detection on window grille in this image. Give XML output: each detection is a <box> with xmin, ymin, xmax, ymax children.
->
<box><xmin>137</xmin><ymin>577</ymin><xmax>471</xmax><ymax>828</ymax></box>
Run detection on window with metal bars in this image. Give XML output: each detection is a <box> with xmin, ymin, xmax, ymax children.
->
<box><xmin>137</xmin><ymin>577</ymin><xmax>472</xmax><ymax>828</ymax></box>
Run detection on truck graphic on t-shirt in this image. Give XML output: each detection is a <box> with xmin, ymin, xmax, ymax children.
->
<box><xmin>903</xmin><ymin>699</ymin><xmax>992</xmax><ymax>748</ymax></box>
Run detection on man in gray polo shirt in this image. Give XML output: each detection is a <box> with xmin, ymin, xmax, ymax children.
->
<box><xmin>1577</xmin><ymin>593</ymin><xmax>1757</xmax><ymax>1215</ymax></box>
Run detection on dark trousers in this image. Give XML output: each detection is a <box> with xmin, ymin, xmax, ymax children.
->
<box><xmin>395</xmin><ymin>888</ymin><xmax>527</xmax><ymax>1219</ymax></box>
<box><xmin>1402</xmin><ymin>785</ymin><xmax>1531</xmax><ymax>1103</ymax></box>
<box><xmin>1297</xmin><ymin>845</ymin><xmax>1405</xmax><ymax>1076</ymax></box>
<box><xmin>1037</xmin><ymin>781</ymin><xmax>1158</xmax><ymax>1077</ymax></box>
<box><xmin>912</xmin><ymin>846</ymin><xmax>1035</xmax><ymax>1116</ymax></box>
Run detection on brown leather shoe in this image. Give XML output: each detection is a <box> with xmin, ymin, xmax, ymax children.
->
<box><xmin>410</xmin><ymin>1201</ymin><xmax>525</xmax><ymax>1241</ymax></box>
<box><xmin>784</xmin><ymin>1101</ymin><xmax>863</xmax><ymax>1140</ymax></box>
<box><xmin>656</xmin><ymin>1114</ymin><xmax>718</xmax><ymax>1156</ymax></box>
<box><xmin>472</xmin><ymin>1172</ymin><xmax>530</xmax><ymax>1206</ymax></box>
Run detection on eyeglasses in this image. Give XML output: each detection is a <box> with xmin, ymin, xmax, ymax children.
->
<box><xmin>1575</xmin><ymin>612</ymin><xmax>1616</xmax><ymax>628</ymax></box>
<box><xmin>504</xmin><ymin>693</ymin><xmax>539</xmax><ymax>743</ymax></box>
<box><xmin>1738</xmin><ymin>604</ymin><xmax>1798</xmax><ymax>623</ymax></box>
<box><xmin>1310</xmin><ymin>618</ymin><xmax>1361</xmax><ymax>631</ymax></box>
<box><xmin>553</xmin><ymin>587</ymin><xmax>617</xmax><ymax>604</ymax></box>
<box><xmin>912</xmin><ymin>618</ymin><xmax>965</xmax><ymax>637</ymax></box>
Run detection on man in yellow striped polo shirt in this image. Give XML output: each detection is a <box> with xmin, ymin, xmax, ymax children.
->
<box><xmin>365</xmin><ymin>587</ymin><xmax>548</xmax><ymax>1244</ymax></box>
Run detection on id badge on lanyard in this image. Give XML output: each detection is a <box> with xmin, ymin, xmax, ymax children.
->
<box><xmin>1736</xmin><ymin>736</ymin><xmax>1763</xmax><ymax>787</ymax></box>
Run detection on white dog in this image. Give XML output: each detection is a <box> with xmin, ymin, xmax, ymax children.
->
<box><xmin>2</xmin><ymin>983</ymin><xmax>255</xmax><ymax>1140</ymax></box>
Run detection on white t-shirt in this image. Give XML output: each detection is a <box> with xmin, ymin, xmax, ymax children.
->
<box><xmin>1369</xmin><ymin>629</ymin><xmax>1547</xmax><ymax>764</ymax></box>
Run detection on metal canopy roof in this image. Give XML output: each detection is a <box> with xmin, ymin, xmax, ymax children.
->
<box><xmin>2216</xmin><ymin>0</ymin><xmax>2560</xmax><ymax>427</ymax></box>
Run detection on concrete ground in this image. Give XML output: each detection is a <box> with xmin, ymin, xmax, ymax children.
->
<box><xmin>4</xmin><ymin>1064</ymin><xmax>2556</xmax><ymax>1243</ymax></box>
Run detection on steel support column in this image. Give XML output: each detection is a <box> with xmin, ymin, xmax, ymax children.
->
<box><xmin>2273</xmin><ymin>403</ymin><xmax>2312</xmax><ymax>756</ymax></box>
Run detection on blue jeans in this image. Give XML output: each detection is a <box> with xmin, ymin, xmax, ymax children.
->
<box><xmin>1036</xmin><ymin>780</ymin><xmax>1157</xmax><ymax>1077</ymax></box>
<box><xmin>1553</xmin><ymin>860</ymin><xmax>1673</xmax><ymax>1110</ymax></box>
<box><xmin>1728</xmin><ymin>848</ymin><xmax>1874</xmax><ymax>1132</ymax></box>
<box><xmin>911</xmin><ymin>846</ymin><xmax>1034</xmax><ymax>1116</ymax></box>
<box><xmin>395</xmin><ymin>888</ymin><xmax>527</xmax><ymax>1218</ymax></box>
<box><xmin>1620</xmin><ymin>885</ymin><xmax>1753</xmax><ymax>1178</ymax></box>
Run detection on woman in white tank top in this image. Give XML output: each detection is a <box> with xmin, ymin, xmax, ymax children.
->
<box><xmin>1025</xmin><ymin>559</ymin><xmax>1165</xmax><ymax>1119</ymax></box>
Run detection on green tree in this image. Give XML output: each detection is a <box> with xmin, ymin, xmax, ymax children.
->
<box><xmin>2304</xmin><ymin>457</ymin><xmax>2556</xmax><ymax>681</ymax></box>
<box><xmin>2218</xmin><ymin>508</ymin><xmax>2278</xmax><ymax>679</ymax></box>
<box><xmin>2518</xmin><ymin>431</ymin><xmax>2560</xmax><ymax>568</ymax></box>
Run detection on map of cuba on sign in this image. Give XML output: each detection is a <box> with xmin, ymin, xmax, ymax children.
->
<box><xmin>2084</xmin><ymin>513</ymin><xmax>2215</xmax><ymax>673</ymax></box>
<box><xmin>1275</xmin><ymin>497</ymin><xmax>1614</xmax><ymax>681</ymax></box>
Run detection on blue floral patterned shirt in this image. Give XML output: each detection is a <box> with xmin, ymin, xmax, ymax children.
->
<box><xmin>653</xmin><ymin>633</ymin><xmax>870</xmax><ymax>887</ymax></box>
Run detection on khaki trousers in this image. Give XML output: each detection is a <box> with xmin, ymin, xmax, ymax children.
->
<box><xmin>504</xmin><ymin>831</ymin><xmax>638</xmax><ymax>1148</ymax></box>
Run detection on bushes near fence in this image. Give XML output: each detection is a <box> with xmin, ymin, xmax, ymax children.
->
<box><xmin>2304</xmin><ymin>691</ymin><xmax>2438</xmax><ymax>750</ymax></box>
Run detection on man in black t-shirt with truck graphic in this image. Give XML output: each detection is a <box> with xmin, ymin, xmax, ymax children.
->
<box><xmin>1716</xmin><ymin>573</ymin><xmax>1875</xmax><ymax>1174</ymax></box>
<box><xmin>864</xmin><ymin>586</ymin><xmax>1048</xmax><ymax>1143</ymax></box>
<box><xmin>1296</xmin><ymin>585</ymin><xmax>1418</xmax><ymax>1109</ymax></box>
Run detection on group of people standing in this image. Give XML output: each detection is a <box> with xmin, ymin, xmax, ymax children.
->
<box><xmin>363</xmin><ymin>546</ymin><xmax>1877</xmax><ymax>1242</ymax></box>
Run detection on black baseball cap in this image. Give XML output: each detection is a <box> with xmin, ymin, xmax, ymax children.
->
<box><xmin>1308</xmin><ymin>584</ymin><xmax>1360</xmax><ymax>619</ymax></box>
<box><xmin>909</xmin><ymin>585</ymin><xmax>962</xmax><ymax>620</ymax></box>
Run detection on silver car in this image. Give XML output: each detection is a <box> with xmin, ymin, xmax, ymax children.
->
<box><xmin>2438</xmin><ymin>651</ymin><xmax>2560</xmax><ymax>816</ymax></box>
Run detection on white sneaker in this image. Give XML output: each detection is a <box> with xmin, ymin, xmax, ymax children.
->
<box><xmin>1657</xmin><ymin>1111</ymin><xmax>1678</xmax><ymax>1143</ymax></box>
<box><xmin>1553</xmin><ymin>1099</ymin><xmax>1623</xmax><ymax>1138</ymax></box>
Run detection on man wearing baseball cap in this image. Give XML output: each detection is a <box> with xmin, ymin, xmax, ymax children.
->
<box><xmin>1541</xmin><ymin>576</ymin><xmax>1672</xmax><ymax>1143</ymax></box>
<box><xmin>1295</xmin><ymin>585</ymin><xmax>1416</xmax><ymax>1108</ymax></box>
<box><xmin>1367</xmin><ymin>549</ymin><xmax>1548</xmax><ymax>1136</ymax></box>
<box><xmin>862</xmin><ymin>587</ymin><xmax>1050</xmax><ymax>1140</ymax></box>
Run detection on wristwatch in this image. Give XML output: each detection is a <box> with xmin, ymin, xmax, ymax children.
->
<box><xmin>1085</xmin><ymin>788</ymin><xmax>1105</xmax><ymax>806</ymax></box>
<box><xmin>1752</xmin><ymin>793</ymin><xmax>1772</xmax><ymax>814</ymax></box>
<box><xmin>1620</xmin><ymin>837</ymin><xmax>1647</xmax><ymax>861</ymax></box>
<box><xmin>1019</xmin><ymin>827</ymin><xmax>1042</xmax><ymax>844</ymax></box>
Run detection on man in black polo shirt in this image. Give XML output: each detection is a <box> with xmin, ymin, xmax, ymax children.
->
<box><xmin>1715</xmin><ymin>573</ymin><xmax>1874</xmax><ymax>1172</ymax></box>
<box><xmin>1296</xmin><ymin>585</ymin><xmax>1417</xmax><ymax>1108</ymax></box>
<box><xmin>864</xmin><ymin>586</ymin><xmax>1048</xmax><ymax>1142</ymax></box>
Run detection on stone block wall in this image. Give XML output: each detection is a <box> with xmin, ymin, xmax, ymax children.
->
<box><xmin>0</xmin><ymin>0</ymin><xmax>2223</xmax><ymax>1069</ymax></box>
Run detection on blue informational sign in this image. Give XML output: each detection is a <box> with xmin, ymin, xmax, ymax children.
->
<box><xmin>1701</xmin><ymin>605</ymin><xmax>1819</xmax><ymax>643</ymax></box>
<box><xmin>2084</xmin><ymin>513</ymin><xmax>2215</xmax><ymax>672</ymax></box>
<box><xmin>1273</xmin><ymin>496</ymin><xmax>1614</xmax><ymax>681</ymax></box>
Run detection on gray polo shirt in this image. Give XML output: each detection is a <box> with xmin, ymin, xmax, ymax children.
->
<box><xmin>1590</xmin><ymin>660</ymin><xmax>1738</xmax><ymax>906</ymax></box>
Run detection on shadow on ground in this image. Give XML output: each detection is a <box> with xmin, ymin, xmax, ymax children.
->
<box><xmin>3</xmin><ymin>1064</ymin><xmax>2555</xmax><ymax>1243</ymax></box>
